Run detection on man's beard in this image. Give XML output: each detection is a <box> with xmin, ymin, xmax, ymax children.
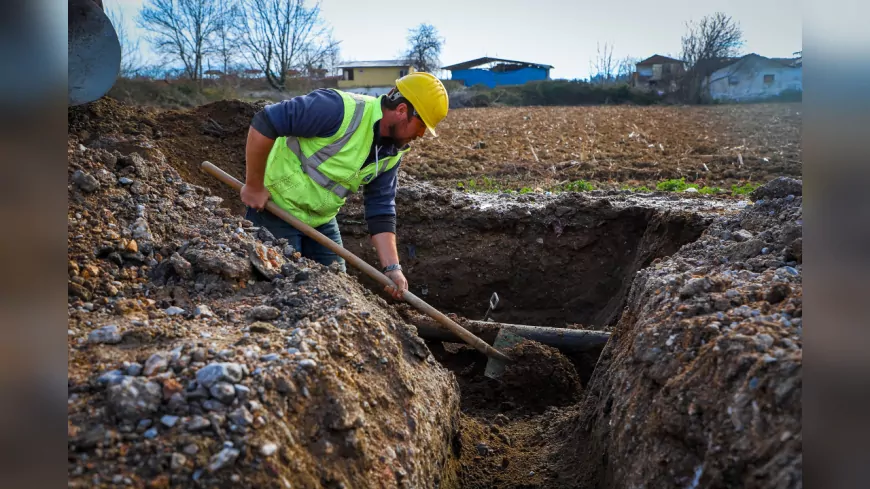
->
<box><xmin>387</xmin><ymin>123</ymin><xmax>410</xmax><ymax>147</ymax></box>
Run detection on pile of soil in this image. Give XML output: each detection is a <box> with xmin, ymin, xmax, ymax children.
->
<box><xmin>66</xmin><ymin>117</ymin><xmax>462</xmax><ymax>487</ymax></box>
<box><xmin>500</xmin><ymin>341</ymin><xmax>582</xmax><ymax>411</ymax></box>
<box><xmin>553</xmin><ymin>177</ymin><xmax>803</xmax><ymax>488</ymax></box>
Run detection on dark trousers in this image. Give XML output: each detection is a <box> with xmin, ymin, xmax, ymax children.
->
<box><xmin>245</xmin><ymin>208</ymin><xmax>347</xmax><ymax>272</ymax></box>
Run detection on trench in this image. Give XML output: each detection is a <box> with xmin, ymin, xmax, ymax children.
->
<box><xmin>339</xmin><ymin>193</ymin><xmax>710</xmax><ymax>488</ymax></box>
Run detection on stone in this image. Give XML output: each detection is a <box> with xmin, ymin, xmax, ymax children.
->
<box><xmin>170</xmin><ymin>453</ymin><xmax>187</xmax><ymax>471</ymax></box>
<box><xmin>196</xmin><ymin>363</ymin><xmax>244</xmax><ymax>388</ymax></box>
<box><xmin>107</xmin><ymin>377</ymin><xmax>163</xmax><ymax>420</ymax></box>
<box><xmin>207</xmin><ymin>447</ymin><xmax>240</xmax><ymax>473</ymax></box>
<box><xmin>131</xmin><ymin>218</ymin><xmax>153</xmax><ymax>241</ymax></box>
<box><xmin>678</xmin><ymin>277</ymin><xmax>712</xmax><ymax>298</ymax></box>
<box><xmin>732</xmin><ymin>229</ymin><xmax>753</xmax><ymax>242</ymax></box>
<box><xmin>186</xmin><ymin>416</ymin><xmax>210</xmax><ymax>431</ymax></box>
<box><xmin>169</xmin><ymin>253</ymin><xmax>194</xmax><ymax>279</ymax></box>
<box><xmin>250</xmin><ymin>305</ymin><xmax>280</xmax><ymax>321</ymax></box>
<box><xmin>88</xmin><ymin>325</ymin><xmax>122</xmax><ymax>344</ymax></box>
<box><xmin>69</xmin><ymin>282</ymin><xmax>92</xmax><ymax>301</ymax></box>
<box><xmin>299</xmin><ymin>359</ymin><xmax>317</xmax><ymax>370</ymax></box>
<box><xmin>194</xmin><ymin>304</ymin><xmax>214</xmax><ymax>318</ymax></box>
<box><xmin>233</xmin><ymin>384</ymin><xmax>251</xmax><ymax>401</ymax></box>
<box><xmin>126</xmin><ymin>363</ymin><xmax>143</xmax><ymax>376</ymax></box>
<box><xmin>143</xmin><ymin>427</ymin><xmax>158</xmax><ymax>439</ymax></box>
<box><xmin>260</xmin><ymin>442</ymin><xmax>278</xmax><ymax>457</ymax></box>
<box><xmin>160</xmin><ymin>415</ymin><xmax>179</xmax><ymax>428</ymax></box>
<box><xmin>165</xmin><ymin>306</ymin><xmax>185</xmax><ymax>316</ymax></box>
<box><xmin>228</xmin><ymin>407</ymin><xmax>253</xmax><ymax>427</ymax></box>
<box><xmin>202</xmin><ymin>399</ymin><xmax>227</xmax><ymax>412</ymax></box>
<box><xmin>96</xmin><ymin>369</ymin><xmax>124</xmax><ymax>386</ymax></box>
<box><xmin>72</xmin><ymin>170</ymin><xmax>100</xmax><ymax>193</ymax></box>
<box><xmin>143</xmin><ymin>354</ymin><xmax>168</xmax><ymax>376</ymax></box>
<box><xmin>184</xmin><ymin>249</ymin><xmax>252</xmax><ymax>280</ymax></box>
<box><xmin>119</xmin><ymin>177</ymin><xmax>134</xmax><ymax>186</ymax></box>
<box><xmin>209</xmin><ymin>382</ymin><xmax>236</xmax><ymax>404</ymax></box>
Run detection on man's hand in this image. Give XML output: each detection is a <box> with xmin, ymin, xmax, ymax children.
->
<box><xmin>384</xmin><ymin>269</ymin><xmax>408</xmax><ymax>300</ymax></box>
<box><xmin>241</xmin><ymin>183</ymin><xmax>270</xmax><ymax>210</ymax></box>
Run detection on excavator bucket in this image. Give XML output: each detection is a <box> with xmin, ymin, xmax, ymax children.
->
<box><xmin>68</xmin><ymin>0</ymin><xmax>121</xmax><ymax>106</ymax></box>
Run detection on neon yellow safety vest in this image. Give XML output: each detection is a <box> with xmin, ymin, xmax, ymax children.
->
<box><xmin>263</xmin><ymin>89</ymin><xmax>409</xmax><ymax>227</ymax></box>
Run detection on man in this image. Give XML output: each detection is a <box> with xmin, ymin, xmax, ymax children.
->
<box><xmin>240</xmin><ymin>72</ymin><xmax>449</xmax><ymax>300</ymax></box>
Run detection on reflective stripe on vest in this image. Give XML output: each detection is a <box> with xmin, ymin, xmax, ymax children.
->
<box><xmin>284</xmin><ymin>98</ymin><xmax>366</xmax><ymax>199</ymax></box>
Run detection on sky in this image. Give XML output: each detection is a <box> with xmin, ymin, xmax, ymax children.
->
<box><xmin>104</xmin><ymin>0</ymin><xmax>801</xmax><ymax>80</ymax></box>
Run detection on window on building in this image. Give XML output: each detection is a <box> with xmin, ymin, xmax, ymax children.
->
<box><xmin>345</xmin><ymin>69</ymin><xmax>354</xmax><ymax>81</ymax></box>
<box><xmin>399</xmin><ymin>69</ymin><xmax>407</xmax><ymax>77</ymax></box>
<box><xmin>763</xmin><ymin>74</ymin><xmax>775</xmax><ymax>84</ymax></box>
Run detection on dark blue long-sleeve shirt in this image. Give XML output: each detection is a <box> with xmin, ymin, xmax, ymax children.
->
<box><xmin>251</xmin><ymin>89</ymin><xmax>403</xmax><ymax>235</ymax></box>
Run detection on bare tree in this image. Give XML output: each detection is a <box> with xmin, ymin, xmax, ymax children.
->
<box><xmin>138</xmin><ymin>0</ymin><xmax>223</xmax><ymax>81</ymax></box>
<box><xmin>104</xmin><ymin>3</ymin><xmax>142</xmax><ymax>77</ymax></box>
<box><xmin>679</xmin><ymin>12</ymin><xmax>744</xmax><ymax>101</ymax></box>
<box><xmin>617</xmin><ymin>56</ymin><xmax>639</xmax><ymax>82</ymax></box>
<box><xmin>590</xmin><ymin>42</ymin><xmax>616</xmax><ymax>85</ymax></box>
<box><xmin>239</xmin><ymin>0</ymin><xmax>339</xmax><ymax>90</ymax></box>
<box><xmin>210</xmin><ymin>1</ymin><xmax>245</xmax><ymax>75</ymax></box>
<box><xmin>404</xmin><ymin>23</ymin><xmax>443</xmax><ymax>73</ymax></box>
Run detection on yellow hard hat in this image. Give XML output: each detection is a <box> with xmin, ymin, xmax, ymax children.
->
<box><xmin>395</xmin><ymin>72</ymin><xmax>449</xmax><ymax>137</ymax></box>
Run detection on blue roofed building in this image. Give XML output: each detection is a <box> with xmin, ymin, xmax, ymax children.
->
<box><xmin>443</xmin><ymin>57</ymin><xmax>553</xmax><ymax>88</ymax></box>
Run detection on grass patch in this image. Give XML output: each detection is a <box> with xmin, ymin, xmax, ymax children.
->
<box><xmin>655</xmin><ymin>178</ymin><xmax>722</xmax><ymax>195</ymax></box>
<box><xmin>456</xmin><ymin>177</ymin><xmax>595</xmax><ymax>194</ymax></box>
<box><xmin>731</xmin><ymin>182</ymin><xmax>760</xmax><ymax>196</ymax></box>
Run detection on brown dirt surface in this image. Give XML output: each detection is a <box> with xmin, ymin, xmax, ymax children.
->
<box><xmin>68</xmin><ymin>96</ymin><xmax>802</xmax><ymax>489</ymax></box>
<box><xmin>404</xmin><ymin>104</ymin><xmax>802</xmax><ymax>189</ymax></box>
<box><xmin>500</xmin><ymin>341</ymin><xmax>582</xmax><ymax>411</ymax></box>
<box><xmin>552</xmin><ymin>177</ymin><xmax>803</xmax><ymax>488</ymax></box>
<box><xmin>66</xmin><ymin>117</ymin><xmax>463</xmax><ymax>488</ymax></box>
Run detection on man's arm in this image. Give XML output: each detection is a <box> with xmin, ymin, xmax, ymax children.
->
<box><xmin>364</xmin><ymin>164</ymin><xmax>407</xmax><ymax>299</ymax></box>
<box><xmin>240</xmin><ymin>126</ymin><xmax>274</xmax><ymax>210</ymax></box>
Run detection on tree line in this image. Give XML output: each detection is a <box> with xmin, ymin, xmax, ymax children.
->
<box><xmin>105</xmin><ymin>0</ymin><xmax>444</xmax><ymax>91</ymax></box>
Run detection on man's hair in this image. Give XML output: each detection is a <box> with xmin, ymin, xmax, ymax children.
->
<box><xmin>381</xmin><ymin>88</ymin><xmax>416</xmax><ymax>121</ymax></box>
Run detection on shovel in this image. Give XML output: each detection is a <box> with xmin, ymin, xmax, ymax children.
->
<box><xmin>483</xmin><ymin>292</ymin><xmax>498</xmax><ymax>321</ymax></box>
<box><xmin>200</xmin><ymin>161</ymin><xmax>512</xmax><ymax>366</ymax></box>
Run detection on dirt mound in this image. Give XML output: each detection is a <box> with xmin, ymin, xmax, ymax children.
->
<box><xmin>66</xmin><ymin>116</ymin><xmax>462</xmax><ymax>487</ymax></box>
<box><xmin>501</xmin><ymin>341</ymin><xmax>582</xmax><ymax>410</ymax></box>
<box><xmin>69</xmin><ymin>97</ymin><xmax>260</xmax><ymax>215</ymax></box>
<box><xmin>553</xmin><ymin>178</ymin><xmax>803</xmax><ymax>488</ymax></box>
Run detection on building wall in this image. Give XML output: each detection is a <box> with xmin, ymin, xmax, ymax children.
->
<box><xmin>450</xmin><ymin>67</ymin><xmax>549</xmax><ymax>88</ymax></box>
<box><xmin>340</xmin><ymin>87</ymin><xmax>393</xmax><ymax>96</ymax></box>
<box><xmin>338</xmin><ymin>66</ymin><xmax>414</xmax><ymax>89</ymax></box>
<box><xmin>707</xmin><ymin>58</ymin><xmax>802</xmax><ymax>101</ymax></box>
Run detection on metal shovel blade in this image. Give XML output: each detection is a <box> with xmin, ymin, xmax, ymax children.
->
<box><xmin>483</xmin><ymin>291</ymin><xmax>499</xmax><ymax>321</ymax></box>
<box><xmin>69</xmin><ymin>0</ymin><xmax>121</xmax><ymax>106</ymax></box>
<box><xmin>484</xmin><ymin>329</ymin><xmax>524</xmax><ymax>379</ymax></box>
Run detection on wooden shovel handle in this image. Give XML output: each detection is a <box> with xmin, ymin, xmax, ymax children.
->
<box><xmin>200</xmin><ymin>161</ymin><xmax>512</xmax><ymax>363</ymax></box>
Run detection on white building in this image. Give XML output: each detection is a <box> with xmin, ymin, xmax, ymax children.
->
<box><xmin>705</xmin><ymin>54</ymin><xmax>802</xmax><ymax>102</ymax></box>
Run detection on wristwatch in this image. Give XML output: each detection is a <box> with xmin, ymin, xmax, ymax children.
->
<box><xmin>382</xmin><ymin>264</ymin><xmax>402</xmax><ymax>273</ymax></box>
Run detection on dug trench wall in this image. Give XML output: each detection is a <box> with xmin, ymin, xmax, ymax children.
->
<box><xmin>553</xmin><ymin>178</ymin><xmax>803</xmax><ymax>488</ymax></box>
